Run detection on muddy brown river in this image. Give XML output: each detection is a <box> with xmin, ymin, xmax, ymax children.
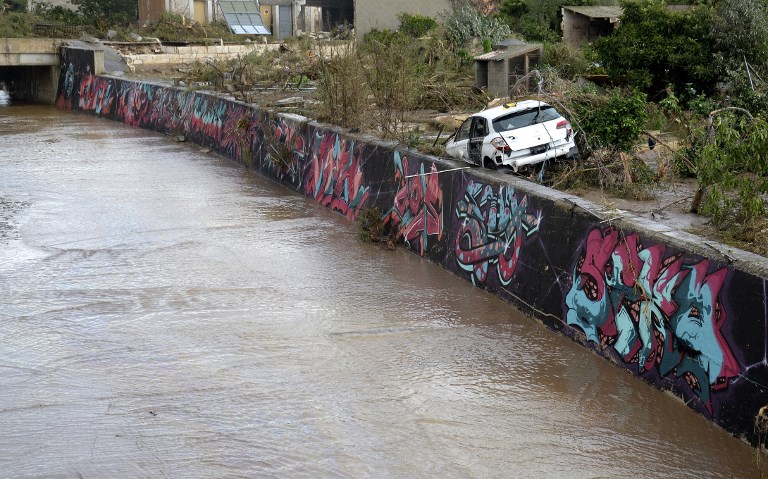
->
<box><xmin>0</xmin><ymin>105</ymin><xmax>762</xmax><ymax>478</ymax></box>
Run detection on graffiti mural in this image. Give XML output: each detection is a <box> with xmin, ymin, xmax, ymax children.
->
<box><xmin>220</xmin><ymin>106</ymin><xmax>255</xmax><ymax>163</ymax></box>
<box><xmin>116</xmin><ymin>82</ymin><xmax>154</xmax><ymax>127</ymax></box>
<box><xmin>304</xmin><ymin>131</ymin><xmax>369</xmax><ymax>220</ymax></box>
<box><xmin>384</xmin><ymin>152</ymin><xmax>443</xmax><ymax>256</ymax></box>
<box><xmin>57</xmin><ymin>62</ymin><xmax>76</xmax><ymax>109</ymax></box>
<box><xmin>454</xmin><ymin>181</ymin><xmax>541</xmax><ymax>285</ymax></box>
<box><xmin>263</xmin><ymin>116</ymin><xmax>306</xmax><ymax>186</ymax></box>
<box><xmin>565</xmin><ymin>227</ymin><xmax>740</xmax><ymax>414</ymax></box>
<box><xmin>57</xmin><ymin>46</ymin><xmax>768</xmax><ymax>439</ymax></box>
<box><xmin>71</xmin><ymin>68</ymin><xmax>115</xmax><ymax>116</ymax></box>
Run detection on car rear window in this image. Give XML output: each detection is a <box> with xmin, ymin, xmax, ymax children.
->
<box><xmin>492</xmin><ymin>106</ymin><xmax>561</xmax><ymax>133</ymax></box>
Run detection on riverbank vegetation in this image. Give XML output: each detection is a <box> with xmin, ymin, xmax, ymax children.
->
<box><xmin>174</xmin><ymin>0</ymin><xmax>768</xmax><ymax>256</ymax></box>
<box><xmin>2</xmin><ymin>0</ymin><xmax>768</xmax><ymax>256</ymax></box>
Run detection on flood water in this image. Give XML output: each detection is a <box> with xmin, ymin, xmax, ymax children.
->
<box><xmin>0</xmin><ymin>105</ymin><xmax>761</xmax><ymax>478</ymax></box>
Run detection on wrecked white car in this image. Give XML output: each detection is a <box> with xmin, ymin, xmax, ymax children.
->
<box><xmin>445</xmin><ymin>100</ymin><xmax>579</xmax><ymax>172</ymax></box>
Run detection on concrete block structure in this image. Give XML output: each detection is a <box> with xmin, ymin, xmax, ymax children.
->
<box><xmin>475</xmin><ymin>39</ymin><xmax>543</xmax><ymax>98</ymax></box>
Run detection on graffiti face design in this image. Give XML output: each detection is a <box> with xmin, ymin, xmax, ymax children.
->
<box><xmin>454</xmin><ymin>181</ymin><xmax>541</xmax><ymax>285</ymax></box>
<box><xmin>665</xmin><ymin>262</ymin><xmax>737</xmax><ymax>407</ymax></box>
<box><xmin>384</xmin><ymin>152</ymin><xmax>443</xmax><ymax>256</ymax></box>
<box><xmin>565</xmin><ymin>228</ymin><xmax>740</xmax><ymax>414</ymax></box>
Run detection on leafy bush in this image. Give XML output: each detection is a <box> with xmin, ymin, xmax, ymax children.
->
<box><xmin>515</xmin><ymin>16</ymin><xmax>560</xmax><ymax>43</ymax></box>
<box><xmin>571</xmin><ymin>87</ymin><xmax>648</xmax><ymax>152</ymax></box>
<box><xmin>693</xmin><ymin>112</ymin><xmax>768</xmax><ymax>225</ymax></box>
<box><xmin>33</xmin><ymin>1</ymin><xmax>81</xmax><ymax>24</ymax></box>
<box><xmin>359</xmin><ymin>207</ymin><xmax>388</xmax><ymax>242</ymax></box>
<box><xmin>688</xmin><ymin>94</ymin><xmax>721</xmax><ymax>117</ymax></box>
<box><xmin>363</xmin><ymin>28</ymin><xmax>396</xmax><ymax>45</ymax></box>
<box><xmin>645</xmin><ymin>102</ymin><xmax>667</xmax><ymax>131</ymax></box>
<box><xmin>499</xmin><ymin>0</ymin><xmax>528</xmax><ymax>17</ymax></box>
<box><xmin>397</xmin><ymin>12</ymin><xmax>438</xmax><ymax>38</ymax></box>
<box><xmin>71</xmin><ymin>0</ymin><xmax>136</xmax><ymax>27</ymax></box>
<box><xmin>542</xmin><ymin>43</ymin><xmax>589</xmax><ymax>80</ymax></box>
<box><xmin>0</xmin><ymin>11</ymin><xmax>34</xmax><ymax>36</ymax></box>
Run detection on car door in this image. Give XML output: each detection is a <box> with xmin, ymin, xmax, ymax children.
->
<box><xmin>446</xmin><ymin>118</ymin><xmax>472</xmax><ymax>162</ymax></box>
<box><xmin>468</xmin><ymin>116</ymin><xmax>488</xmax><ymax>166</ymax></box>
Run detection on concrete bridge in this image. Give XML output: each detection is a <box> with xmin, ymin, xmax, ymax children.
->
<box><xmin>0</xmin><ymin>38</ymin><xmax>64</xmax><ymax>103</ymax></box>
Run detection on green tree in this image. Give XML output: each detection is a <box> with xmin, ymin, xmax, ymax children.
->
<box><xmin>592</xmin><ymin>0</ymin><xmax>715</xmax><ymax>99</ymax></box>
<box><xmin>499</xmin><ymin>0</ymin><xmax>528</xmax><ymax>17</ymax></box>
<box><xmin>711</xmin><ymin>0</ymin><xmax>768</xmax><ymax>67</ymax></box>
<box><xmin>71</xmin><ymin>0</ymin><xmax>137</xmax><ymax>26</ymax></box>
<box><xmin>571</xmin><ymin>87</ymin><xmax>648</xmax><ymax>152</ymax></box>
<box><xmin>709</xmin><ymin>0</ymin><xmax>768</xmax><ymax>113</ymax></box>
<box><xmin>693</xmin><ymin>111</ymin><xmax>768</xmax><ymax>225</ymax></box>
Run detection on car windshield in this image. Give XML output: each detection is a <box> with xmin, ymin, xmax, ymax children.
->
<box><xmin>492</xmin><ymin>106</ymin><xmax>560</xmax><ymax>133</ymax></box>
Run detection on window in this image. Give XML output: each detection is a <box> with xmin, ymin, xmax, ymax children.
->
<box><xmin>455</xmin><ymin>118</ymin><xmax>472</xmax><ymax>142</ymax></box>
<box><xmin>492</xmin><ymin>106</ymin><xmax>560</xmax><ymax>133</ymax></box>
<box><xmin>471</xmin><ymin>117</ymin><xmax>488</xmax><ymax>138</ymax></box>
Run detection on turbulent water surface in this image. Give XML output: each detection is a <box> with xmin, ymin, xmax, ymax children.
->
<box><xmin>0</xmin><ymin>105</ymin><xmax>761</xmax><ymax>478</ymax></box>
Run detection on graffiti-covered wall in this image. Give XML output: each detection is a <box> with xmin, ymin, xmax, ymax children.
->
<box><xmin>57</xmin><ymin>47</ymin><xmax>768</xmax><ymax>442</ymax></box>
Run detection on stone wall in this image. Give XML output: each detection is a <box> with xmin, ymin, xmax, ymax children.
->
<box><xmin>56</xmin><ymin>46</ymin><xmax>768</xmax><ymax>444</ymax></box>
<box><xmin>121</xmin><ymin>43</ymin><xmax>279</xmax><ymax>70</ymax></box>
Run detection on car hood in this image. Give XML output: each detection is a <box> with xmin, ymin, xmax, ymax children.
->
<box><xmin>499</xmin><ymin>122</ymin><xmax>566</xmax><ymax>151</ymax></box>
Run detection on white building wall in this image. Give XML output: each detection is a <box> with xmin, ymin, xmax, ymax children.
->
<box><xmin>168</xmin><ymin>0</ymin><xmax>195</xmax><ymax>19</ymax></box>
<box><xmin>354</xmin><ymin>0</ymin><xmax>450</xmax><ymax>40</ymax></box>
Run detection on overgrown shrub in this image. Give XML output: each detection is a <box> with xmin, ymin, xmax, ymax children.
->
<box><xmin>542</xmin><ymin>43</ymin><xmax>589</xmax><ymax>80</ymax></box>
<box><xmin>570</xmin><ymin>87</ymin><xmax>648</xmax><ymax>152</ymax></box>
<box><xmin>71</xmin><ymin>0</ymin><xmax>136</xmax><ymax>27</ymax></box>
<box><xmin>315</xmin><ymin>43</ymin><xmax>369</xmax><ymax>129</ymax></box>
<box><xmin>693</xmin><ymin>112</ymin><xmax>768</xmax><ymax>226</ymax></box>
<box><xmin>397</xmin><ymin>12</ymin><xmax>438</xmax><ymax>37</ymax></box>
<box><xmin>0</xmin><ymin>11</ymin><xmax>33</xmax><ymax>37</ymax></box>
<box><xmin>514</xmin><ymin>16</ymin><xmax>560</xmax><ymax>43</ymax></box>
<box><xmin>33</xmin><ymin>1</ymin><xmax>81</xmax><ymax>24</ymax></box>
<box><xmin>358</xmin><ymin>207</ymin><xmax>388</xmax><ymax>242</ymax></box>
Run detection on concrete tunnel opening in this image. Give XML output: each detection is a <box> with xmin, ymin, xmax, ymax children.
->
<box><xmin>0</xmin><ymin>38</ymin><xmax>64</xmax><ymax>105</ymax></box>
<box><xmin>0</xmin><ymin>65</ymin><xmax>61</xmax><ymax>105</ymax></box>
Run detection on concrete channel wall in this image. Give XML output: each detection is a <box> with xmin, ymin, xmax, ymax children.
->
<box><xmin>56</xmin><ymin>46</ymin><xmax>768</xmax><ymax>443</ymax></box>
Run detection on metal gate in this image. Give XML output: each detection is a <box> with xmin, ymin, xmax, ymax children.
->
<box><xmin>279</xmin><ymin>5</ymin><xmax>292</xmax><ymax>38</ymax></box>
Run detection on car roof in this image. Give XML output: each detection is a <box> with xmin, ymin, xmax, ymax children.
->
<box><xmin>473</xmin><ymin>100</ymin><xmax>554</xmax><ymax>121</ymax></box>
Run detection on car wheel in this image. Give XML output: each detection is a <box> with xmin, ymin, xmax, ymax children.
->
<box><xmin>483</xmin><ymin>157</ymin><xmax>497</xmax><ymax>170</ymax></box>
